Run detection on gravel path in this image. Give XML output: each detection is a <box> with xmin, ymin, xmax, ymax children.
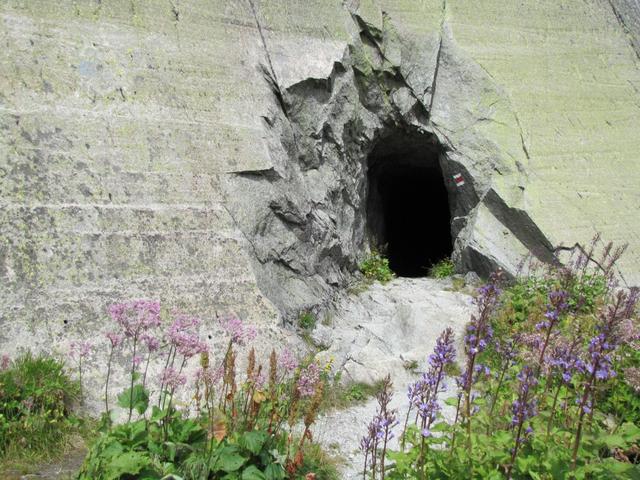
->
<box><xmin>311</xmin><ymin>276</ymin><xmax>476</xmax><ymax>478</ymax></box>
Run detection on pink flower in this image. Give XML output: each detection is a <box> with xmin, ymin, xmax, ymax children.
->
<box><xmin>106</xmin><ymin>332</ymin><xmax>123</xmax><ymax>348</ymax></box>
<box><xmin>167</xmin><ymin>314</ymin><xmax>208</xmax><ymax>358</ymax></box>
<box><xmin>69</xmin><ymin>341</ymin><xmax>93</xmax><ymax>360</ymax></box>
<box><xmin>297</xmin><ymin>363</ymin><xmax>321</xmax><ymax>397</ymax></box>
<box><xmin>108</xmin><ymin>299</ymin><xmax>161</xmax><ymax>338</ymax></box>
<box><xmin>132</xmin><ymin>355</ymin><xmax>143</xmax><ymax>367</ymax></box>
<box><xmin>195</xmin><ymin>365</ymin><xmax>224</xmax><ymax>386</ymax></box>
<box><xmin>141</xmin><ymin>334</ymin><xmax>160</xmax><ymax>352</ymax></box>
<box><xmin>278</xmin><ymin>348</ymin><xmax>299</xmax><ymax>374</ymax></box>
<box><xmin>1</xmin><ymin>354</ymin><xmax>10</xmax><ymax>370</ymax></box>
<box><xmin>220</xmin><ymin>314</ymin><xmax>257</xmax><ymax>345</ymax></box>
<box><xmin>161</xmin><ymin>367</ymin><xmax>187</xmax><ymax>390</ymax></box>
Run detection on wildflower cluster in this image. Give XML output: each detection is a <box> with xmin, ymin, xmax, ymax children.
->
<box><xmin>76</xmin><ymin>302</ymin><xmax>330</xmax><ymax>479</ymax></box>
<box><xmin>361</xmin><ymin>375</ymin><xmax>398</xmax><ymax>480</ymax></box>
<box><xmin>361</xmin><ymin>238</ymin><xmax>640</xmax><ymax>479</ymax></box>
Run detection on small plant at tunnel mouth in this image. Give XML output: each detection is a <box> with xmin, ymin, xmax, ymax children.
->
<box><xmin>360</xmin><ymin>238</ymin><xmax>640</xmax><ymax>479</ymax></box>
<box><xmin>428</xmin><ymin>257</ymin><xmax>455</xmax><ymax>279</ymax></box>
<box><xmin>360</xmin><ymin>250</ymin><xmax>395</xmax><ymax>285</ymax></box>
<box><xmin>76</xmin><ymin>301</ymin><xmax>335</xmax><ymax>480</ymax></box>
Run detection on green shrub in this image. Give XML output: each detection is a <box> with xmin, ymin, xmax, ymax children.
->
<box><xmin>294</xmin><ymin>442</ymin><xmax>341</xmax><ymax>480</ymax></box>
<box><xmin>429</xmin><ymin>258</ymin><xmax>455</xmax><ymax>278</ymax></box>
<box><xmin>298</xmin><ymin>311</ymin><xmax>317</xmax><ymax>330</ymax></box>
<box><xmin>600</xmin><ymin>345</ymin><xmax>640</xmax><ymax>425</ymax></box>
<box><xmin>0</xmin><ymin>352</ymin><xmax>80</xmax><ymax>463</ymax></box>
<box><xmin>320</xmin><ymin>378</ymin><xmax>383</xmax><ymax>412</ymax></box>
<box><xmin>360</xmin><ymin>250</ymin><xmax>395</xmax><ymax>284</ymax></box>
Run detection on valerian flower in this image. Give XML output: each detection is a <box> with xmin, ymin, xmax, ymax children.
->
<box><xmin>297</xmin><ymin>362</ymin><xmax>321</xmax><ymax>397</ymax></box>
<box><xmin>277</xmin><ymin>347</ymin><xmax>299</xmax><ymax>374</ymax></box>
<box><xmin>220</xmin><ymin>314</ymin><xmax>257</xmax><ymax>345</ymax></box>
<box><xmin>69</xmin><ymin>340</ymin><xmax>93</xmax><ymax>360</ymax></box>
<box><xmin>167</xmin><ymin>314</ymin><xmax>208</xmax><ymax>358</ymax></box>
<box><xmin>108</xmin><ymin>299</ymin><xmax>161</xmax><ymax>338</ymax></box>
<box><xmin>106</xmin><ymin>331</ymin><xmax>124</xmax><ymax>348</ymax></box>
<box><xmin>161</xmin><ymin>367</ymin><xmax>187</xmax><ymax>390</ymax></box>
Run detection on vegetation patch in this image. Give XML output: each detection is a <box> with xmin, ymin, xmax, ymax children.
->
<box><xmin>298</xmin><ymin>311</ymin><xmax>317</xmax><ymax>331</ymax></box>
<box><xmin>320</xmin><ymin>375</ymin><xmax>384</xmax><ymax>413</ymax></box>
<box><xmin>70</xmin><ymin>302</ymin><xmax>340</xmax><ymax>479</ymax></box>
<box><xmin>360</xmin><ymin>238</ymin><xmax>640</xmax><ymax>479</ymax></box>
<box><xmin>360</xmin><ymin>250</ymin><xmax>395</xmax><ymax>285</ymax></box>
<box><xmin>428</xmin><ymin>258</ymin><xmax>455</xmax><ymax>279</ymax></box>
<box><xmin>0</xmin><ymin>352</ymin><xmax>88</xmax><ymax>474</ymax></box>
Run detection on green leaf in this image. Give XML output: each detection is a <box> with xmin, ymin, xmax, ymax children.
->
<box><xmin>264</xmin><ymin>463</ymin><xmax>286</xmax><ymax>480</ymax></box>
<box><xmin>117</xmin><ymin>384</ymin><xmax>149</xmax><ymax>415</ymax></box>
<box><xmin>239</xmin><ymin>431</ymin><xmax>268</xmax><ymax>455</ymax></box>
<box><xmin>600</xmin><ymin>434</ymin><xmax>627</xmax><ymax>448</ymax></box>
<box><xmin>217</xmin><ymin>446</ymin><xmax>248</xmax><ymax>473</ymax></box>
<box><xmin>151</xmin><ymin>405</ymin><xmax>169</xmax><ymax>422</ymax></box>
<box><xmin>241</xmin><ymin>466</ymin><xmax>266</xmax><ymax>480</ymax></box>
<box><xmin>599</xmin><ymin>458</ymin><xmax>634</xmax><ymax>474</ymax></box>
<box><xmin>444</xmin><ymin>396</ymin><xmax>459</xmax><ymax>407</ymax></box>
<box><xmin>105</xmin><ymin>451</ymin><xmax>153</xmax><ymax>480</ymax></box>
<box><xmin>620</xmin><ymin>422</ymin><xmax>640</xmax><ymax>441</ymax></box>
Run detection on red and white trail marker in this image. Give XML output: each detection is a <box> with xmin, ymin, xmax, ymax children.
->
<box><xmin>453</xmin><ymin>173</ymin><xmax>465</xmax><ymax>187</ymax></box>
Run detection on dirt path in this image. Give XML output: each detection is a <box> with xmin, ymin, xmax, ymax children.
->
<box><xmin>311</xmin><ymin>276</ymin><xmax>476</xmax><ymax>478</ymax></box>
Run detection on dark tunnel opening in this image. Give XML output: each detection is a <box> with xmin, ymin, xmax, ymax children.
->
<box><xmin>367</xmin><ymin>132</ymin><xmax>453</xmax><ymax>277</ymax></box>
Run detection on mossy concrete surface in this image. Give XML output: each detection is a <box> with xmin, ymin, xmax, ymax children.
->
<box><xmin>1</xmin><ymin>0</ymin><xmax>639</xmax><ymax>405</ymax></box>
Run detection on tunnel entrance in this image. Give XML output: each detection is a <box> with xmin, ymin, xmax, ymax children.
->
<box><xmin>367</xmin><ymin>131</ymin><xmax>452</xmax><ymax>277</ymax></box>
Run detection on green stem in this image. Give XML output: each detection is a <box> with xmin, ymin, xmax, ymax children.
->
<box><xmin>128</xmin><ymin>336</ymin><xmax>138</xmax><ymax>422</ymax></box>
<box><xmin>105</xmin><ymin>347</ymin><xmax>114</xmax><ymax>418</ymax></box>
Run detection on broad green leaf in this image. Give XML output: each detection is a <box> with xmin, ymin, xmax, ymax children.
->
<box><xmin>117</xmin><ymin>384</ymin><xmax>149</xmax><ymax>415</ymax></box>
<box><xmin>600</xmin><ymin>434</ymin><xmax>627</xmax><ymax>448</ymax></box>
<box><xmin>239</xmin><ymin>431</ymin><xmax>268</xmax><ymax>455</ymax></box>
<box><xmin>105</xmin><ymin>452</ymin><xmax>152</xmax><ymax>480</ymax></box>
<box><xmin>217</xmin><ymin>447</ymin><xmax>248</xmax><ymax>473</ymax></box>
<box><xmin>241</xmin><ymin>466</ymin><xmax>266</xmax><ymax>480</ymax></box>
<box><xmin>264</xmin><ymin>463</ymin><xmax>286</xmax><ymax>480</ymax></box>
<box><xmin>151</xmin><ymin>405</ymin><xmax>169</xmax><ymax>422</ymax></box>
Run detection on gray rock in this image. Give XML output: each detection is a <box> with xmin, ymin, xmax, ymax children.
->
<box><xmin>312</xmin><ymin>277</ymin><xmax>474</xmax><ymax>478</ymax></box>
<box><xmin>316</xmin><ymin>277</ymin><xmax>473</xmax><ymax>386</ymax></box>
<box><xmin>464</xmin><ymin>271</ymin><xmax>482</xmax><ymax>286</ymax></box>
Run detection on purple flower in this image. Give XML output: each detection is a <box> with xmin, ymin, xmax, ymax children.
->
<box><xmin>277</xmin><ymin>348</ymin><xmax>299</xmax><ymax>374</ymax></box>
<box><xmin>167</xmin><ymin>314</ymin><xmax>208</xmax><ymax>358</ymax></box>
<box><xmin>1</xmin><ymin>354</ymin><xmax>10</xmax><ymax>370</ymax></box>
<box><xmin>549</xmin><ymin>338</ymin><xmax>581</xmax><ymax>384</ymax></box>
<box><xmin>297</xmin><ymin>362</ymin><xmax>321</xmax><ymax>397</ymax></box>
<box><xmin>106</xmin><ymin>332</ymin><xmax>124</xmax><ymax>348</ymax></box>
<box><xmin>511</xmin><ymin>366</ymin><xmax>538</xmax><ymax>428</ymax></box>
<box><xmin>220</xmin><ymin>314</ymin><xmax>257</xmax><ymax>345</ymax></box>
<box><xmin>69</xmin><ymin>341</ymin><xmax>93</xmax><ymax>360</ymax></box>
<box><xmin>361</xmin><ymin>376</ymin><xmax>397</xmax><ymax>478</ymax></box>
<box><xmin>108</xmin><ymin>299</ymin><xmax>161</xmax><ymax>339</ymax></box>
<box><xmin>161</xmin><ymin>367</ymin><xmax>187</xmax><ymax>390</ymax></box>
<box><xmin>408</xmin><ymin>328</ymin><xmax>456</xmax><ymax>431</ymax></box>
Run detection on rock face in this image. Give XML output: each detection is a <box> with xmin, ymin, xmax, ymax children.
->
<box><xmin>1</xmin><ymin>0</ymin><xmax>640</xmax><ymax>359</ymax></box>
<box><xmin>315</xmin><ymin>276</ymin><xmax>474</xmax><ymax>386</ymax></box>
